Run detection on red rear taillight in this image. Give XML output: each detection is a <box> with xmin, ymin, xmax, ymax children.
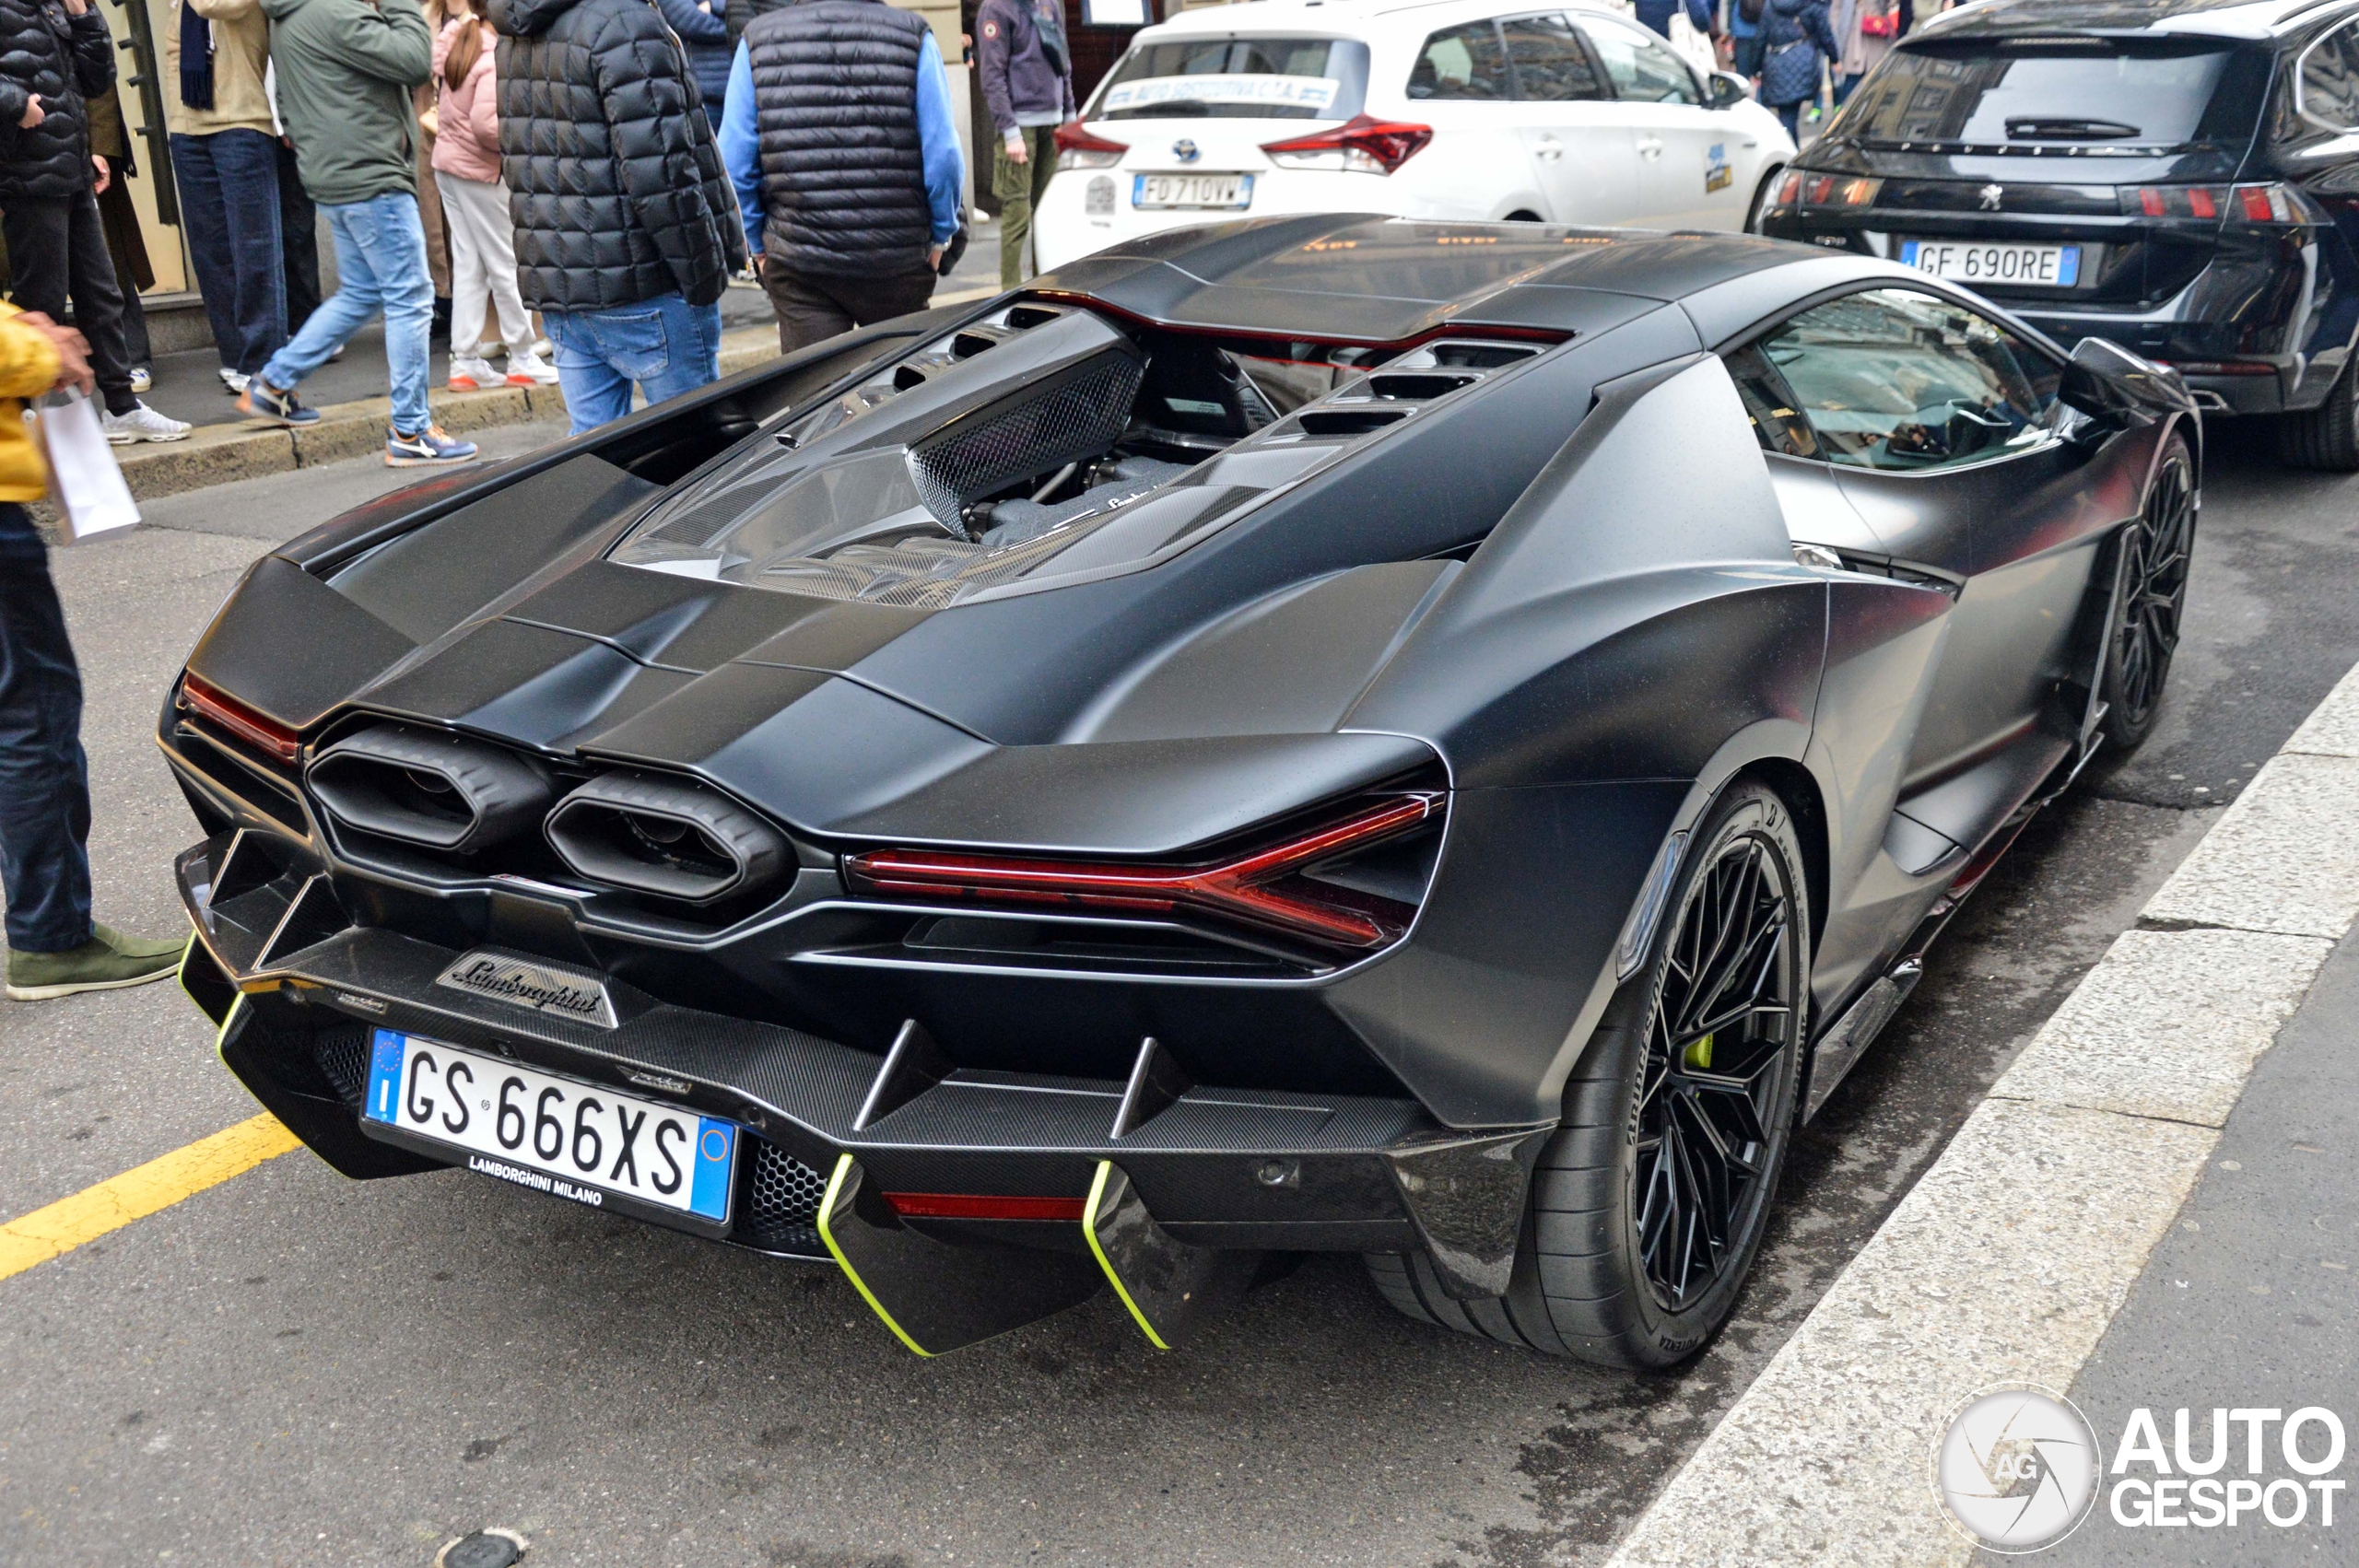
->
<box><xmin>882</xmin><ymin>1192</ymin><xmax>1086</xmax><ymax>1222</ymax></box>
<box><xmin>842</xmin><ymin>791</ymin><xmax>1443</xmax><ymax>950</ymax></box>
<box><xmin>2123</xmin><ymin>182</ymin><xmax>2294</xmax><ymax>224</ymax></box>
<box><xmin>1052</xmin><ymin>120</ymin><xmax>1125</xmax><ymax>171</ymax></box>
<box><xmin>179</xmin><ymin>673</ymin><xmax>300</xmax><ymax>765</ymax></box>
<box><xmin>1261</xmin><ymin>115</ymin><xmax>1434</xmax><ymax>175</ymax></box>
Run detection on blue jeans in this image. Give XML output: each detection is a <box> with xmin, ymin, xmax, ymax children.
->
<box><xmin>0</xmin><ymin>505</ymin><xmax>91</xmax><ymax>953</ymax></box>
<box><xmin>260</xmin><ymin>192</ymin><xmax>434</xmax><ymax>434</ymax></box>
<box><xmin>171</xmin><ymin>129</ymin><xmax>286</xmax><ymax>378</ymax></box>
<box><xmin>543</xmin><ymin>295</ymin><xmax>722</xmax><ymax>436</ymax></box>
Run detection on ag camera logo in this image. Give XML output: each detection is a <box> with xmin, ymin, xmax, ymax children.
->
<box><xmin>1933</xmin><ymin>1386</ymin><xmax>2102</xmax><ymax>1553</ymax></box>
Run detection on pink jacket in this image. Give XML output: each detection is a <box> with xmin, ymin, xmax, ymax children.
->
<box><xmin>430</xmin><ymin>19</ymin><xmax>504</xmax><ymax>185</ymax></box>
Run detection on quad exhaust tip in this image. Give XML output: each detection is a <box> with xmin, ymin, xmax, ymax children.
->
<box><xmin>544</xmin><ymin>770</ymin><xmax>789</xmax><ymax>903</ymax></box>
<box><xmin>308</xmin><ymin>723</ymin><xmax>553</xmax><ymax>853</ymax></box>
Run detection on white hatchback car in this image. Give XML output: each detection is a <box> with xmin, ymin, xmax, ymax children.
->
<box><xmin>1032</xmin><ymin>0</ymin><xmax>1798</xmax><ymax>272</ymax></box>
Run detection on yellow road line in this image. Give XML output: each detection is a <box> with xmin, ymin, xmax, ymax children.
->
<box><xmin>0</xmin><ymin>1113</ymin><xmax>300</xmax><ymax>1282</ymax></box>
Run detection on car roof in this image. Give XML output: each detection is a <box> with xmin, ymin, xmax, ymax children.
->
<box><xmin>1133</xmin><ymin>0</ymin><xmax>1648</xmax><ymax>43</ymax></box>
<box><xmin>1912</xmin><ymin>0</ymin><xmax>2358</xmax><ymax>44</ymax></box>
<box><xmin>1032</xmin><ymin>215</ymin><xmax>1855</xmax><ymax>344</ymax></box>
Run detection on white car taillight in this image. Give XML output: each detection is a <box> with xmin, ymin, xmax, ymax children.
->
<box><xmin>1260</xmin><ymin>114</ymin><xmax>1434</xmax><ymax>175</ymax></box>
<box><xmin>1054</xmin><ymin>122</ymin><xmax>1126</xmax><ymax>171</ymax></box>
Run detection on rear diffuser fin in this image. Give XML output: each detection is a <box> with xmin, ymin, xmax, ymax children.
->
<box><xmin>1083</xmin><ymin>1161</ymin><xmax>1259</xmax><ymax>1351</ymax></box>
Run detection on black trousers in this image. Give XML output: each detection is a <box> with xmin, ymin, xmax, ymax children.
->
<box><xmin>278</xmin><ymin>139</ymin><xmax>323</xmax><ymax>333</ymax></box>
<box><xmin>763</xmin><ymin>263</ymin><xmax>935</xmax><ymax>356</ymax></box>
<box><xmin>0</xmin><ymin>503</ymin><xmax>93</xmax><ymax>954</ymax></box>
<box><xmin>2</xmin><ymin>186</ymin><xmax>138</xmax><ymax>415</ymax></box>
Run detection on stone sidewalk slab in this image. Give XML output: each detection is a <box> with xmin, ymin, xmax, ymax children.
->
<box><xmin>2141</xmin><ymin>751</ymin><xmax>2359</xmax><ymax>939</ymax></box>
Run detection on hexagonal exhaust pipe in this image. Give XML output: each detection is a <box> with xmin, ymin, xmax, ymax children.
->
<box><xmin>544</xmin><ymin>771</ymin><xmax>789</xmax><ymax>903</ymax></box>
<box><xmin>308</xmin><ymin>723</ymin><xmax>553</xmax><ymax>852</ymax></box>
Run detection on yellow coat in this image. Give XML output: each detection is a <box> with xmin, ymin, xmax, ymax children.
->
<box><xmin>0</xmin><ymin>304</ymin><xmax>62</xmax><ymax>503</ymax></box>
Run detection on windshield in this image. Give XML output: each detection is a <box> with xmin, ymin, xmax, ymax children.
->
<box><xmin>1092</xmin><ymin>36</ymin><xmax>1371</xmax><ymax>121</ymax></box>
<box><xmin>1836</xmin><ymin>39</ymin><xmax>2269</xmax><ymax>149</ymax></box>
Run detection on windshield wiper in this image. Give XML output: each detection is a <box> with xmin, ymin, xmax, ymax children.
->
<box><xmin>2007</xmin><ymin>116</ymin><xmax>2141</xmax><ymax>140</ymax></box>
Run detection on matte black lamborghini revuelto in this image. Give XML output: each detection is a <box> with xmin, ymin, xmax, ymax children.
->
<box><xmin>165</xmin><ymin>216</ymin><xmax>2197</xmax><ymax>1366</ymax></box>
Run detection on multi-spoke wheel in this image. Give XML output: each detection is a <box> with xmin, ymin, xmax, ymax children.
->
<box><xmin>2100</xmin><ymin>437</ymin><xmax>2196</xmax><ymax>752</ymax></box>
<box><xmin>1366</xmin><ymin>780</ymin><xmax>1810</xmax><ymax>1367</ymax></box>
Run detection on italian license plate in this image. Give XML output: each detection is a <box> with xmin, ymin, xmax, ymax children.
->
<box><xmin>361</xmin><ymin>1030</ymin><xmax>735</xmax><ymax>1223</ymax></box>
<box><xmin>1900</xmin><ymin>240</ymin><xmax>2083</xmax><ymax>287</ymax></box>
<box><xmin>1133</xmin><ymin>172</ymin><xmax>1252</xmax><ymax>211</ymax></box>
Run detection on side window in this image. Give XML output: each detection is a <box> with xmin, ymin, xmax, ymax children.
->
<box><xmin>1408</xmin><ymin>22</ymin><xmax>1513</xmax><ymax>100</ymax></box>
<box><xmin>1755</xmin><ymin>290</ymin><xmax>2062</xmax><ymax>472</ymax></box>
<box><xmin>1724</xmin><ymin>344</ymin><xmax>1821</xmax><ymax>459</ymax></box>
<box><xmin>1576</xmin><ymin>17</ymin><xmax>1703</xmax><ymax>105</ymax></box>
<box><xmin>2299</xmin><ymin>21</ymin><xmax>2359</xmax><ymax>133</ymax></box>
<box><xmin>1501</xmin><ymin>14</ymin><xmax>1604</xmax><ymax>102</ymax></box>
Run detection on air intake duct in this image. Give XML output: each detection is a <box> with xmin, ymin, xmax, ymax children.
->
<box><xmin>308</xmin><ymin>723</ymin><xmax>553</xmax><ymax>852</ymax></box>
<box><xmin>544</xmin><ymin>772</ymin><xmax>789</xmax><ymax>903</ymax></box>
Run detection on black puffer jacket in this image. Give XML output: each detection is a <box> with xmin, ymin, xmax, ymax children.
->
<box><xmin>489</xmin><ymin>0</ymin><xmax>745</xmax><ymax>313</ymax></box>
<box><xmin>0</xmin><ymin>0</ymin><xmax>112</xmax><ymax>204</ymax></box>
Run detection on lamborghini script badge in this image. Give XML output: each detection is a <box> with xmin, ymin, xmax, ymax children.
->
<box><xmin>435</xmin><ymin>953</ymin><xmax>617</xmax><ymax>1029</ymax></box>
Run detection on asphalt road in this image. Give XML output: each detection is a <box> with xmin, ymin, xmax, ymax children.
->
<box><xmin>1</xmin><ymin>418</ymin><xmax>2353</xmax><ymax>1568</ymax></box>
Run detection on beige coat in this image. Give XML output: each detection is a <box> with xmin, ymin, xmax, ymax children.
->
<box><xmin>165</xmin><ymin>0</ymin><xmax>278</xmax><ymax>139</ymax></box>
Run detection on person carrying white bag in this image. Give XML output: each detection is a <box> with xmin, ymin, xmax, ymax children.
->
<box><xmin>0</xmin><ymin>300</ymin><xmax>190</xmax><ymax>1001</ymax></box>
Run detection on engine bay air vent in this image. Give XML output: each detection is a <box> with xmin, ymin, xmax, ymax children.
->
<box><xmin>308</xmin><ymin>722</ymin><xmax>553</xmax><ymax>853</ymax></box>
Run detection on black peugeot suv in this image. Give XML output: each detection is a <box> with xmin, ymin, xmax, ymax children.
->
<box><xmin>1757</xmin><ymin>0</ymin><xmax>2359</xmax><ymax>468</ymax></box>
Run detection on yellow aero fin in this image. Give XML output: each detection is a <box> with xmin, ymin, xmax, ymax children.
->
<box><xmin>1084</xmin><ymin>1160</ymin><xmax>1173</xmax><ymax>1351</ymax></box>
<box><xmin>817</xmin><ymin>1153</ymin><xmax>933</xmax><ymax>1357</ymax></box>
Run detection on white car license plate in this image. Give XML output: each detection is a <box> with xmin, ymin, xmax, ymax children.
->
<box><xmin>1133</xmin><ymin>172</ymin><xmax>1252</xmax><ymax>211</ymax></box>
<box><xmin>362</xmin><ymin>1030</ymin><xmax>735</xmax><ymax>1222</ymax></box>
<box><xmin>1901</xmin><ymin>240</ymin><xmax>2083</xmax><ymax>287</ymax></box>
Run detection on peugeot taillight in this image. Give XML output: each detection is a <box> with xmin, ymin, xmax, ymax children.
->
<box><xmin>1053</xmin><ymin>121</ymin><xmax>1125</xmax><ymax>172</ymax></box>
<box><xmin>179</xmin><ymin>673</ymin><xmax>301</xmax><ymax>765</ymax></box>
<box><xmin>2121</xmin><ymin>182</ymin><xmax>2297</xmax><ymax>223</ymax></box>
<box><xmin>1261</xmin><ymin>115</ymin><xmax>1435</xmax><ymax>175</ymax></box>
<box><xmin>842</xmin><ymin>791</ymin><xmax>1443</xmax><ymax>951</ymax></box>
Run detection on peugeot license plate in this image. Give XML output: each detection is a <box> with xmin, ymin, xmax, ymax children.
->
<box><xmin>1133</xmin><ymin>172</ymin><xmax>1252</xmax><ymax>210</ymax></box>
<box><xmin>1900</xmin><ymin>240</ymin><xmax>2083</xmax><ymax>287</ymax></box>
<box><xmin>361</xmin><ymin>1030</ymin><xmax>735</xmax><ymax>1223</ymax></box>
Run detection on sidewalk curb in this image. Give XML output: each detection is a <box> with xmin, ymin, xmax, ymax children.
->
<box><xmin>1603</xmin><ymin>662</ymin><xmax>2359</xmax><ymax>1568</ymax></box>
<box><xmin>95</xmin><ymin>282</ymin><xmax>1005</xmax><ymax>509</ymax></box>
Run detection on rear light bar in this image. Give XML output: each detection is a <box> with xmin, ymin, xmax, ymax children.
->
<box><xmin>179</xmin><ymin>673</ymin><xmax>301</xmax><ymax>765</ymax></box>
<box><xmin>1261</xmin><ymin>115</ymin><xmax>1434</xmax><ymax>176</ymax></box>
<box><xmin>842</xmin><ymin>791</ymin><xmax>1443</xmax><ymax>951</ymax></box>
<box><xmin>1053</xmin><ymin>120</ymin><xmax>1124</xmax><ymax>171</ymax></box>
<box><xmin>1763</xmin><ymin>171</ymin><xmax>1879</xmax><ymax>216</ymax></box>
<box><xmin>2121</xmin><ymin>182</ymin><xmax>2298</xmax><ymax>223</ymax></box>
<box><xmin>883</xmin><ymin>1192</ymin><xmax>1086</xmax><ymax>1222</ymax></box>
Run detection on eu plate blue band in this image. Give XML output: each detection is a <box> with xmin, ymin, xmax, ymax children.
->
<box><xmin>690</xmin><ymin>1118</ymin><xmax>734</xmax><ymax>1220</ymax></box>
<box><xmin>365</xmin><ymin>1029</ymin><xmax>405</xmax><ymax>1124</ymax></box>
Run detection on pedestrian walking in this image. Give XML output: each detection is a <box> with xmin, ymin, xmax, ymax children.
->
<box><xmin>973</xmin><ymin>0</ymin><xmax>1069</xmax><ymax>290</ymax></box>
<box><xmin>1827</xmin><ymin>0</ymin><xmax>1896</xmax><ymax>102</ymax></box>
<box><xmin>1758</xmin><ymin>0</ymin><xmax>1838</xmax><ymax>142</ymax></box>
<box><xmin>0</xmin><ymin>303</ymin><xmax>190</xmax><ymax>1002</ymax></box>
<box><xmin>0</xmin><ymin>0</ymin><xmax>189</xmax><ymax>443</ymax></box>
<box><xmin>431</xmin><ymin>0</ymin><xmax>555</xmax><ymax>388</ymax></box>
<box><xmin>166</xmin><ymin>0</ymin><xmax>288</xmax><ymax>397</ymax></box>
<box><xmin>241</xmin><ymin>0</ymin><xmax>477</xmax><ymax>466</ymax></box>
<box><xmin>1730</xmin><ymin>0</ymin><xmax>1766</xmax><ymax>78</ymax></box>
<box><xmin>720</xmin><ymin>0</ymin><xmax>964</xmax><ymax>354</ymax></box>
<box><xmin>489</xmin><ymin>0</ymin><xmax>745</xmax><ymax>434</ymax></box>
<box><xmin>84</xmin><ymin>88</ymin><xmax>154</xmax><ymax>391</ymax></box>
<box><xmin>652</xmin><ymin>0</ymin><xmax>732</xmax><ymax>130</ymax></box>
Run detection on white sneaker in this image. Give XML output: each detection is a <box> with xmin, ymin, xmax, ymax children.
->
<box><xmin>502</xmin><ymin>349</ymin><xmax>559</xmax><ymax>386</ymax></box>
<box><xmin>217</xmin><ymin>367</ymin><xmax>250</xmax><ymax>395</ymax></box>
<box><xmin>129</xmin><ymin>366</ymin><xmax>153</xmax><ymax>394</ymax></box>
<box><xmin>529</xmin><ymin>337</ymin><xmax>552</xmax><ymax>359</ymax></box>
<box><xmin>100</xmin><ymin>402</ymin><xmax>192</xmax><ymax>444</ymax></box>
<box><xmin>447</xmin><ymin>355</ymin><xmax>503</xmax><ymax>392</ymax></box>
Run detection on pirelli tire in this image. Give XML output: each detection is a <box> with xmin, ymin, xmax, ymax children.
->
<box><xmin>1364</xmin><ymin>779</ymin><xmax>1812</xmax><ymax>1368</ymax></box>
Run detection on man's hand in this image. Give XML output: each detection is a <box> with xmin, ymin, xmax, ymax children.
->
<box><xmin>17</xmin><ymin>310</ymin><xmax>95</xmax><ymax>395</ymax></box>
<box><xmin>928</xmin><ymin>243</ymin><xmax>946</xmax><ymax>272</ymax></box>
<box><xmin>1005</xmin><ymin>136</ymin><xmax>1028</xmax><ymax>166</ymax></box>
<box><xmin>18</xmin><ymin>94</ymin><xmax>41</xmax><ymax>130</ymax></box>
<box><xmin>60</xmin><ymin>0</ymin><xmax>86</xmax><ymax>15</ymax></box>
<box><xmin>91</xmin><ymin>154</ymin><xmax>107</xmax><ymax>194</ymax></box>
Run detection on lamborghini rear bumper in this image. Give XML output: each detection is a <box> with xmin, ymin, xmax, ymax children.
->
<box><xmin>179</xmin><ymin>827</ymin><xmax>1550</xmax><ymax>1347</ymax></box>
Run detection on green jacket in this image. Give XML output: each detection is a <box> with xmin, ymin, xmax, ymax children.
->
<box><xmin>259</xmin><ymin>0</ymin><xmax>432</xmax><ymax>205</ymax></box>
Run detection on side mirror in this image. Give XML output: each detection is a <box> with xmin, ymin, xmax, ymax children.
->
<box><xmin>1709</xmin><ymin>71</ymin><xmax>1750</xmax><ymax>110</ymax></box>
<box><xmin>2055</xmin><ymin>337</ymin><xmax>2175</xmax><ymax>447</ymax></box>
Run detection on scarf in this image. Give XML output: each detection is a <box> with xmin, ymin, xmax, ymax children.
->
<box><xmin>1028</xmin><ymin>0</ymin><xmax>1067</xmax><ymax>78</ymax></box>
<box><xmin>179</xmin><ymin>2</ymin><xmax>214</xmax><ymax>111</ymax></box>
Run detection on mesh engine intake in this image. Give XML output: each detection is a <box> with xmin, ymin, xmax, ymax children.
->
<box><xmin>908</xmin><ymin>350</ymin><xmax>1145</xmax><ymax>530</ymax></box>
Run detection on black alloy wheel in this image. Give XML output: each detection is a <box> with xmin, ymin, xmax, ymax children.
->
<box><xmin>1632</xmin><ymin>832</ymin><xmax>1798</xmax><ymax>1312</ymax></box>
<box><xmin>2099</xmin><ymin>437</ymin><xmax>2196</xmax><ymax>751</ymax></box>
<box><xmin>1364</xmin><ymin>780</ymin><xmax>1810</xmax><ymax>1368</ymax></box>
